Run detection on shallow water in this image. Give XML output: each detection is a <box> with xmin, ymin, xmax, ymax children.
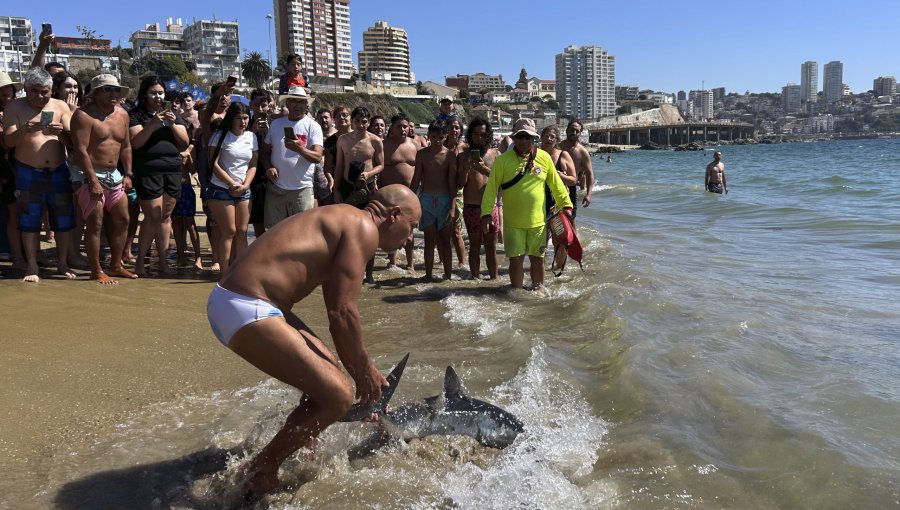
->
<box><xmin>4</xmin><ymin>139</ymin><xmax>900</xmax><ymax>509</ymax></box>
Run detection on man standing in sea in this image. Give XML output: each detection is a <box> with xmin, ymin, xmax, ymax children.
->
<box><xmin>705</xmin><ymin>151</ymin><xmax>728</xmax><ymax>194</ymax></box>
<box><xmin>381</xmin><ymin>114</ymin><xmax>418</xmax><ymax>271</ymax></box>
<box><xmin>559</xmin><ymin>119</ymin><xmax>595</xmax><ymax>212</ymax></box>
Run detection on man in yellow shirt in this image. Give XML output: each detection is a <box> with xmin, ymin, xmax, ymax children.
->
<box><xmin>481</xmin><ymin>118</ymin><xmax>572</xmax><ymax>289</ymax></box>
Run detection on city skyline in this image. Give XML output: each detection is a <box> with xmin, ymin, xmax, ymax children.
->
<box><xmin>4</xmin><ymin>0</ymin><xmax>899</xmax><ymax>94</ymax></box>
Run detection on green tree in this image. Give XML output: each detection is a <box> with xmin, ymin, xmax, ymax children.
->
<box><xmin>130</xmin><ymin>56</ymin><xmax>188</xmax><ymax>81</ymax></box>
<box><xmin>241</xmin><ymin>51</ymin><xmax>272</xmax><ymax>89</ymax></box>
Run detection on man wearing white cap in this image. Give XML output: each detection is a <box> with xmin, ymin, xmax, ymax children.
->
<box><xmin>70</xmin><ymin>74</ymin><xmax>137</xmax><ymax>284</ymax></box>
<box><xmin>261</xmin><ymin>86</ymin><xmax>323</xmax><ymax>228</ymax></box>
<box><xmin>480</xmin><ymin>118</ymin><xmax>572</xmax><ymax>289</ymax></box>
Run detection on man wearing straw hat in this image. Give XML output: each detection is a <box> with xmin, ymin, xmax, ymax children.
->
<box><xmin>70</xmin><ymin>74</ymin><xmax>137</xmax><ymax>284</ymax></box>
<box><xmin>261</xmin><ymin>86</ymin><xmax>323</xmax><ymax>228</ymax></box>
<box><xmin>480</xmin><ymin>118</ymin><xmax>572</xmax><ymax>290</ymax></box>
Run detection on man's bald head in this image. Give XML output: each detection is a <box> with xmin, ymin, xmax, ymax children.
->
<box><xmin>374</xmin><ymin>184</ymin><xmax>421</xmax><ymax>219</ymax></box>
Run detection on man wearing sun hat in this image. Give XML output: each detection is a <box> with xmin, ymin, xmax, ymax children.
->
<box><xmin>480</xmin><ymin>117</ymin><xmax>572</xmax><ymax>290</ymax></box>
<box><xmin>70</xmin><ymin>73</ymin><xmax>137</xmax><ymax>283</ymax></box>
<box><xmin>261</xmin><ymin>86</ymin><xmax>323</xmax><ymax>228</ymax></box>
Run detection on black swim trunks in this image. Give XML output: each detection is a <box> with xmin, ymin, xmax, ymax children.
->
<box><xmin>136</xmin><ymin>173</ymin><xmax>182</xmax><ymax>201</ymax></box>
<box><xmin>707</xmin><ymin>182</ymin><xmax>724</xmax><ymax>194</ymax></box>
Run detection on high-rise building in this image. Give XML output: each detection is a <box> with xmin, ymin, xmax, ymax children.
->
<box><xmin>711</xmin><ymin>87</ymin><xmax>726</xmax><ymax>102</ymax></box>
<box><xmin>823</xmin><ymin>61</ymin><xmax>843</xmax><ymax>103</ymax></box>
<box><xmin>183</xmin><ymin>18</ymin><xmax>241</xmax><ymax>86</ymax></box>
<box><xmin>800</xmin><ymin>61</ymin><xmax>818</xmax><ymax>106</ymax></box>
<box><xmin>782</xmin><ymin>83</ymin><xmax>802</xmax><ymax>113</ymax></box>
<box><xmin>357</xmin><ymin>21</ymin><xmax>410</xmax><ymax>85</ymax></box>
<box><xmin>0</xmin><ymin>15</ymin><xmax>35</xmax><ymax>81</ymax></box>
<box><xmin>130</xmin><ymin>19</ymin><xmax>190</xmax><ymax>61</ymax></box>
<box><xmin>615</xmin><ymin>85</ymin><xmax>639</xmax><ymax>101</ymax></box>
<box><xmin>689</xmin><ymin>90</ymin><xmax>713</xmax><ymax>120</ymax></box>
<box><xmin>274</xmin><ymin>0</ymin><xmax>352</xmax><ymax>80</ymax></box>
<box><xmin>873</xmin><ymin>76</ymin><xmax>897</xmax><ymax>97</ymax></box>
<box><xmin>555</xmin><ymin>44</ymin><xmax>616</xmax><ymax>121</ymax></box>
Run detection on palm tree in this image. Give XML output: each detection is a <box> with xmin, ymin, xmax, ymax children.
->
<box><xmin>241</xmin><ymin>51</ymin><xmax>272</xmax><ymax>89</ymax></box>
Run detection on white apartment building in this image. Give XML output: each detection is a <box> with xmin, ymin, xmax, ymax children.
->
<box><xmin>467</xmin><ymin>73</ymin><xmax>505</xmax><ymax>92</ymax></box>
<box><xmin>358</xmin><ymin>21</ymin><xmax>410</xmax><ymax>85</ymax></box>
<box><xmin>183</xmin><ymin>18</ymin><xmax>241</xmax><ymax>86</ymax></box>
<box><xmin>555</xmin><ymin>44</ymin><xmax>616</xmax><ymax>121</ymax></box>
<box><xmin>782</xmin><ymin>83</ymin><xmax>802</xmax><ymax>113</ymax></box>
<box><xmin>800</xmin><ymin>60</ymin><xmax>817</xmax><ymax>106</ymax></box>
<box><xmin>0</xmin><ymin>16</ymin><xmax>34</xmax><ymax>81</ymax></box>
<box><xmin>130</xmin><ymin>19</ymin><xmax>190</xmax><ymax>61</ymax></box>
<box><xmin>824</xmin><ymin>61</ymin><xmax>843</xmax><ymax>103</ymax></box>
<box><xmin>873</xmin><ymin>76</ymin><xmax>896</xmax><ymax>97</ymax></box>
<box><xmin>689</xmin><ymin>89</ymin><xmax>714</xmax><ymax>120</ymax></box>
<box><xmin>274</xmin><ymin>0</ymin><xmax>352</xmax><ymax>80</ymax></box>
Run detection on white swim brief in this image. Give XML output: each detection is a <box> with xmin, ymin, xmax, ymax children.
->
<box><xmin>207</xmin><ymin>284</ymin><xmax>284</xmax><ymax>346</ymax></box>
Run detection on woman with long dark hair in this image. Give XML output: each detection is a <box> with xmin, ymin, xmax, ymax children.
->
<box><xmin>206</xmin><ymin>102</ymin><xmax>257</xmax><ymax>274</ymax></box>
<box><xmin>128</xmin><ymin>75</ymin><xmax>190</xmax><ymax>276</ymax></box>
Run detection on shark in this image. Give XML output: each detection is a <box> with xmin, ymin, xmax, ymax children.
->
<box><xmin>341</xmin><ymin>353</ymin><xmax>525</xmax><ymax>449</ymax></box>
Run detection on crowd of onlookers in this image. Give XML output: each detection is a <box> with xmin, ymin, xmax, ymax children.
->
<box><xmin>1</xmin><ymin>40</ymin><xmax>596</xmax><ymax>288</ymax></box>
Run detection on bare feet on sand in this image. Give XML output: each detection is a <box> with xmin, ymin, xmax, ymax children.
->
<box><xmin>193</xmin><ymin>257</ymin><xmax>204</xmax><ymax>271</ymax></box>
<box><xmin>109</xmin><ymin>266</ymin><xmax>139</xmax><ymax>280</ymax></box>
<box><xmin>210</xmin><ymin>262</ymin><xmax>221</xmax><ymax>273</ymax></box>
<box><xmin>91</xmin><ymin>272</ymin><xmax>118</xmax><ymax>285</ymax></box>
<box><xmin>57</xmin><ymin>266</ymin><xmax>77</xmax><ymax>280</ymax></box>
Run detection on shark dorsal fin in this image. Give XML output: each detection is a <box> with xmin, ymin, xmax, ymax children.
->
<box><xmin>443</xmin><ymin>366</ymin><xmax>465</xmax><ymax>399</ymax></box>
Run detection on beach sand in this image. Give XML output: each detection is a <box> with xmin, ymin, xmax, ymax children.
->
<box><xmin>0</xmin><ymin>267</ymin><xmax>261</xmax><ymax>484</ymax></box>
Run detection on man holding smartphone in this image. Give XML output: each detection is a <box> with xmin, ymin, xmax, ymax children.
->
<box><xmin>261</xmin><ymin>86</ymin><xmax>323</xmax><ymax>228</ymax></box>
<box><xmin>2</xmin><ymin>68</ymin><xmax>76</xmax><ymax>282</ymax></box>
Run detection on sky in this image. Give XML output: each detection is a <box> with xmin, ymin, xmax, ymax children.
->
<box><xmin>10</xmin><ymin>0</ymin><xmax>899</xmax><ymax>94</ymax></box>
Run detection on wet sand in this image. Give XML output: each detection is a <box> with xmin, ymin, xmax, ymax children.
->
<box><xmin>0</xmin><ymin>266</ymin><xmax>259</xmax><ymax>486</ymax></box>
<box><xmin>0</xmin><ymin>235</ymin><xmax>444</xmax><ymax>504</ymax></box>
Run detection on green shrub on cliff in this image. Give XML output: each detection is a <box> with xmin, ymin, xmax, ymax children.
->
<box><xmin>312</xmin><ymin>93</ymin><xmax>440</xmax><ymax>126</ymax></box>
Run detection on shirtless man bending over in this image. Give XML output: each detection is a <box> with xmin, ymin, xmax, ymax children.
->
<box><xmin>2</xmin><ymin>67</ymin><xmax>75</xmax><ymax>282</ymax></box>
<box><xmin>705</xmin><ymin>151</ymin><xmax>728</xmax><ymax>194</ymax></box>
<box><xmin>381</xmin><ymin>114</ymin><xmax>418</xmax><ymax>270</ymax></box>
<box><xmin>71</xmin><ymin>74</ymin><xmax>136</xmax><ymax>284</ymax></box>
<box><xmin>206</xmin><ymin>184</ymin><xmax>421</xmax><ymax>495</ymax></box>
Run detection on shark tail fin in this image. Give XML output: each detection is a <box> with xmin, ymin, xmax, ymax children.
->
<box><xmin>340</xmin><ymin>353</ymin><xmax>410</xmax><ymax>422</ymax></box>
<box><xmin>443</xmin><ymin>365</ymin><xmax>466</xmax><ymax>399</ymax></box>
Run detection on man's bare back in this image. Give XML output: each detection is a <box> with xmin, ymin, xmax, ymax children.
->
<box><xmin>221</xmin><ymin>205</ymin><xmax>378</xmax><ymax>311</ymax></box>
<box><xmin>3</xmin><ymin>97</ymin><xmax>70</xmax><ymax>167</ymax></box>
<box><xmin>560</xmin><ymin>138</ymin><xmax>594</xmax><ymax>206</ymax></box>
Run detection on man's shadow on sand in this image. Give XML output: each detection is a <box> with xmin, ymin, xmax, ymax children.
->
<box><xmin>53</xmin><ymin>447</ymin><xmax>238</xmax><ymax>510</ymax></box>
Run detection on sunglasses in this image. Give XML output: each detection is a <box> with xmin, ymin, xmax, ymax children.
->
<box><xmin>101</xmin><ymin>85</ymin><xmax>123</xmax><ymax>94</ymax></box>
<box><xmin>513</xmin><ymin>132</ymin><xmax>534</xmax><ymax>140</ymax></box>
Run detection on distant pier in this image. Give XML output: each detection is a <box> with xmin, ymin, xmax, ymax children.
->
<box><xmin>585</xmin><ymin>121</ymin><xmax>756</xmax><ymax>146</ymax></box>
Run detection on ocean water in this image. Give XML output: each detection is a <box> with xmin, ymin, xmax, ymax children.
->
<box><xmin>30</xmin><ymin>139</ymin><xmax>900</xmax><ymax>509</ymax></box>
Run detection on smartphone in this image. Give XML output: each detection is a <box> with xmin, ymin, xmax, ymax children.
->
<box><xmin>470</xmin><ymin>148</ymin><xmax>482</xmax><ymax>161</ymax></box>
<box><xmin>40</xmin><ymin>110</ymin><xmax>54</xmax><ymax>128</ymax></box>
<box><xmin>163</xmin><ymin>100</ymin><xmax>173</xmax><ymax>111</ymax></box>
<box><xmin>41</xmin><ymin>23</ymin><xmax>52</xmax><ymax>34</ymax></box>
<box><xmin>225</xmin><ymin>76</ymin><xmax>237</xmax><ymax>87</ymax></box>
<box><xmin>284</xmin><ymin>127</ymin><xmax>296</xmax><ymax>140</ymax></box>
<box><xmin>256</xmin><ymin>112</ymin><xmax>268</xmax><ymax>123</ymax></box>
